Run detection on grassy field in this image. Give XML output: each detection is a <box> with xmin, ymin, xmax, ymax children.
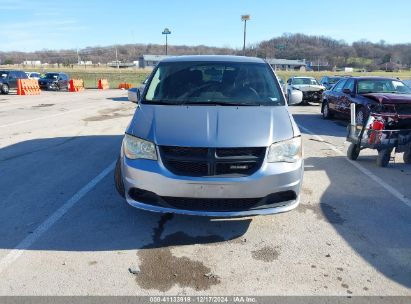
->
<box><xmin>2</xmin><ymin>64</ymin><xmax>411</xmax><ymax>89</ymax></box>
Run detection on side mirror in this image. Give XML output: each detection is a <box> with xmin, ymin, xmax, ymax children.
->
<box><xmin>343</xmin><ymin>88</ymin><xmax>352</xmax><ymax>95</ymax></box>
<box><xmin>127</xmin><ymin>88</ymin><xmax>141</xmax><ymax>103</ymax></box>
<box><xmin>288</xmin><ymin>90</ymin><xmax>303</xmax><ymax>105</ymax></box>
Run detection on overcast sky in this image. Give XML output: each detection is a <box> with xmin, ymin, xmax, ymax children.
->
<box><xmin>1</xmin><ymin>0</ymin><xmax>410</xmax><ymax>52</ymax></box>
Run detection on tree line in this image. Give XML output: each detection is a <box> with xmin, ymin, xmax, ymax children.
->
<box><xmin>1</xmin><ymin>33</ymin><xmax>410</xmax><ymax>71</ymax></box>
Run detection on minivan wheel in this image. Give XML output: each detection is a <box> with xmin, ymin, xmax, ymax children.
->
<box><xmin>322</xmin><ymin>102</ymin><xmax>333</xmax><ymax>119</ymax></box>
<box><xmin>1</xmin><ymin>84</ymin><xmax>9</xmax><ymax>94</ymax></box>
<box><xmin>347</xmin><ymin>143</ymin><xmax>360</xmax><ymax>160</ymax></box>
<box><xmin>114</xmin><ymin>157</ymin><xmax>125</xmax><ymax>198</ymax></box>
<box><xmin>376</xmin><ymin>149</ymin><xmax>391</xmax><ymax>167</ymax></box>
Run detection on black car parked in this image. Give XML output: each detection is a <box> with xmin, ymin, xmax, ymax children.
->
<box><xmin>321</xmin><ymin>77</ymin><xmax>411</xmax><ymax>124</ymax></box>
<box><xmin>0</xmin><ymin>70</ymin><xmax>28</xmax><ymax>94</ymax></box>
<box><xmin>38</xmin><ymin>72</ymin><xmax>69</xmax><ymax>91</ymax></box>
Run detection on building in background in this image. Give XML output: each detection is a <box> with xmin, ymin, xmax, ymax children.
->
<box><xmin>138</xmin><ymin>55</ymin><xmax>170</xmax><ymax>68</ymax></box>
<box><xmin>266</xmin><ymin>58</ymin><xmax>306</xmax><ymax>71</ymax></box>
<box><xmin>79</xmin><ymin>61</ymin><xmax>93</xmax><ymax>66</ymax></box>
<box><xmin>22</xmin><ymin>60</ymin><xmax>41</xmax><ymax>66</ymax></box>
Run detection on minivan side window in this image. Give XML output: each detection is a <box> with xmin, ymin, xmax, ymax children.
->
<box><xmin>333</xmin><ymin>79</ymin><xmax>347</xmax><ymax>93</ymax></box>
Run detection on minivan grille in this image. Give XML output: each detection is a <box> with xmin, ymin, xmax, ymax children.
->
<box><xmin>161</xmin><ymin>191</ymin><xmax>296</xmax><ymax>212</ymax></box>
<box><xmin>159</xmin><ymin>146</ymin><xmax>266</xmax><ymax>177</ymax></box>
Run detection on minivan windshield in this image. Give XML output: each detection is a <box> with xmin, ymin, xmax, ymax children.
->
<box><xmin>143</xmin><ymin>61</ymin><xmax>284</xmax><ymax>106</ymax></box>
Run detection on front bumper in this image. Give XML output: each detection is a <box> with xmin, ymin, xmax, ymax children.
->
<box><xmin>121</xmin><ymin>155</ymin><xmax>303</xmax><ymax>217</ymax></box>
<box><xmin>302</xmin><ymin>91</ymin><xmax>323</xmax><ymax>103</ymax></box>
<box><xmin>38</xmin><ymin>82</ymin><xmax>56</xmax><ymax>90</ymax></box>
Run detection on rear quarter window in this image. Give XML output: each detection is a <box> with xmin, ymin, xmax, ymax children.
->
<box><xmin>333</xmin><ymin>79</ymin><xmax>347</xmax><ymax>92</ymax></box>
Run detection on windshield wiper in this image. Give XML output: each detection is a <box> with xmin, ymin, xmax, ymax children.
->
<box><xmin>142</xmin><ymin>100</ymin><xmax>180</xmax><ymax>105</ymax></box>
<box><xmin>180</xmin><ymin>101</ymin><xmax>262</xmax><ymax>106</ymax></box>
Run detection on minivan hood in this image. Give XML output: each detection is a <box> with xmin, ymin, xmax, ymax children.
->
<box><xmin>127</xmin><ymin>105</ymin><xmax>295</xmax><ymax>147</ymax></box>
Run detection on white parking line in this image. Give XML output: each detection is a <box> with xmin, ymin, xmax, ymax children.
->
<box><xmin>0</xmin><ymin>105</ymin><xmax>97</xmax><ymax>128</ymax></box>
<box><xmin>0</xmin><ymin>160</ymin><xmax>116</xmax><ymax>275</ymax></box>
<box><xmin>299</xmin><ymin>125</ymin><xmax>411</xmax><ymax>209</ymax></box>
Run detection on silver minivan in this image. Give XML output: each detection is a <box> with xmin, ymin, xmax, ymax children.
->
<box><xmin>115</xmin><ymin>55</ymin><xmax>304</xmax><ymax>217</ymax></box>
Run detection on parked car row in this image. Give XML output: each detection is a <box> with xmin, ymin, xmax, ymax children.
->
<box><xmin>0</xmin><ymin>69</ymin><xmax>70</xmax><ymax>94</ymax></box>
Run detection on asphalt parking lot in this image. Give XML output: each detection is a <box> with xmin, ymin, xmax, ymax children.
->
<box><xmin>0</xmin><ymin>90</ymin><xmax>410</xmax><ymax>296</ymax></box>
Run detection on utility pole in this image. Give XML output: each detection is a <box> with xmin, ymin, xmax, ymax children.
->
<box><xmin>77</xmin><ymin>48</ymin><xmax>80</xmax><ymax>66</ymax></box>
<box><xmin>241</xmin><ymin>15</ymin><xmax>250</xmax><ymax>56</ymax></box>
<box><xmin>115</xmin><ymin>47</ymin><xmax>119</xmax><ymax>69</ymax></box>
<box><xmin>162</xmin><ymin>28</ymin><xmax>171</xmax><ymax>55</ymax></box>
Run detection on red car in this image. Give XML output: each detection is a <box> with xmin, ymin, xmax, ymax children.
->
<box><xmin>321</xmin><ymin>77</ymin><xmax>411</xmax><ymax>124</ymax></box>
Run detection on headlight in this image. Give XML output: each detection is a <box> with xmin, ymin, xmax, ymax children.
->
<box><xmin>267</xmin><ymin>137</ymin><xmax>302</xmax><ymax>163</ymax></box>
<box><xmin>292</xmin><ymin>86</ymin><xmax>301</xmax><ymax>91</ymax></box>
<box><xmin>123</xmin><ymin>134</ymin><xmax>157</xmax><ymax>160</ymax></box>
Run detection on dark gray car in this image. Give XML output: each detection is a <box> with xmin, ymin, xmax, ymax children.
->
<box><xmin>38</xmin><ymin>72</ymin><xmax>69</xmax><ymax>91</ymax></box>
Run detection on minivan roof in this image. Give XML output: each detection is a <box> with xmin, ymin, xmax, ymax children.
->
<box><xmin>161</xmin><ymin>55</ymin><xmax>266</xmax><ymax>64</ymax></box>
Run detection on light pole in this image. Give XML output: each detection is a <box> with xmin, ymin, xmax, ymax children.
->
<box><xmin>162</xmin><ymin>28</ymin><xmax>171</xmax><ymax>55</ymax></box>
<box><xmin>241</xmin><ymin>15</ymin><xmax>250</xmax><ymax>56</ymax></box>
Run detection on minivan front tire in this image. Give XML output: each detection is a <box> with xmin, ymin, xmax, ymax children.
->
<box><xmin>1</xmin><ymin>84</ymin><xmax>9</xmax><ymax>94</ymax></box>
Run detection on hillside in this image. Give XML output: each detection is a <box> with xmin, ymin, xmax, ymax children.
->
<box><xmin>1</xmin><ymin>33</ymin><xmax>411</xmax><ymax>70</ymax></box>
